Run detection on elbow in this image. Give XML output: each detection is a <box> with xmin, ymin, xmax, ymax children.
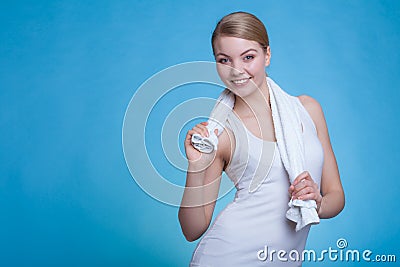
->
<box><xmin>183</xmin><ymin>232</ymin><xmax>201</xmax><ymax>242</ymax></box>
<box><xmin>178</xmin><ymin>212</ymin><xmax>203</xmax><ymax>242</ymax></box>
<box><xmin>180</xmin><ymin>222</ymin><xmax>202</xmax><ymax>242</ymax></box>
<box><xmin>339</xmin><ymin>190</ymin><xmax>345</xmax><ymax>213</ymax></box>
<box><xmin>335</xmin><ymin>188</ymin><xmax>345</xmax><ymax>215</ymax></box>
<box><xmin>180</xmin><ymin>223</ymin><xmax>203</xmax><ymax>242</ymax></box>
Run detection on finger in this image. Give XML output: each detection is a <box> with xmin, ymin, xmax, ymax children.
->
<box><xmin>295</xmin><ymin>176</ymin><xmax>318</xmax><ymax>194</ymax></box>
<box><xmin>186</xmin><ymin>129</ymin><xmax>196</xmax><ymax>139</ymax></box>
<box><xmin>193</xmin><ymin>126</ymin><xmax>209</xmax><ymax>137</ymax></box>
<box><xmin>197</xmin><ymin>122</ymin><xmax>209</xmax><ymax>129</ymax></box>
<box><xmin>292</xmin><ymin>171</ymin><xmax>310</xmax><ymax>186</ymax></box>
<box><xmin>288</xmin><ymin>185</ymin><xmax>294</xmax><ymax>195</ymax></box>
<box><xmin>293</xmin><ymin>186</ymin><xmax>313</xmax><ymax>199</ymax></box>
<box><xmin>293</xmin><ymin>179</ymin><xmax>311</xmax><ymax>192</ymax></box>
<box><xmin>185</xmin><ymin>130</ymin><xmax>197</xmax><ymax>143</ymax></box>
<box><xmin>297</xmin><ymin>192</ymin><xmax>317</xmax><ymax>201</ymax></box>
<box><xmin>186</xmin><ymin>129</ymin><xmax>205</xmax><ymax>143</ymax></box>
<box><xmin>195</xmin><ymin>124</ymin><xmax>210</xmax><ymax>136</ymax></box>
<box><xmin>200</xmin><ymin>121</ymin><xmax>208</xmax><ymax>126</ymax></box>
<box><xmin>292</xmin><ymin>186</ymin><xmax>314</xmax><ymax>198</ymax></box>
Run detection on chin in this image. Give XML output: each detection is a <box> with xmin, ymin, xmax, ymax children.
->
<box><xmin>228</xmin><ymin>82</ymin><xmax>261</xmax><ymax>98</ymax></box>
<box><xmin>229</xmin><ymin>87</ymin><xmax>258</xmax><ymax>99</ymax></box>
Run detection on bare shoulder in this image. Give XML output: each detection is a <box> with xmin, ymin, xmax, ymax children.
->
<box><xmin>297</xmin><ymin>95</ymin><xmax>327</xmax><ymax>134</ymax></box>
<box><xmin>297</xmin><ymin>95</ymin><xmax>323</xmax><ymax>115</ymax></box>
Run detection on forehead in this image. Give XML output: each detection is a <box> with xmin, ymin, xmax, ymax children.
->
<box><xmin>214</xmin><ymin>36</ymin><xmax>262</xmax><ymax>55</ymax></box>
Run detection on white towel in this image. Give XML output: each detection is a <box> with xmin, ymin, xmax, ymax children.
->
<box><xmin>191</xmin><ymin>76</ymin><xmax>320</xmax><ymax>231</ymax></box>
<box><xmin>191</xmin><ymin>89</ymin><xmax>235</xmax><ymax>154</ymax></box>
<box><xmin>267</xmin><ymin>77</ymin><xmax>320</xmax><ymax>231</ymax></box>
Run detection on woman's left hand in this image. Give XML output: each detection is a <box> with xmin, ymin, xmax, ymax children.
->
<box><xmin>288</xmin><ymin>171</ymin><xmax>322</xmax><ymax>210</ymax></box>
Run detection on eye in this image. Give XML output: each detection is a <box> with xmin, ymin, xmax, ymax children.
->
<box><xmin>218</xmin><ymin>58</ymin><xmax>229</xmax><ymax>64</ymax></box>
<box><xmin>244</xmin><ymin>55</ymin><xmax>254</xmax><ymax>61</ymax></box>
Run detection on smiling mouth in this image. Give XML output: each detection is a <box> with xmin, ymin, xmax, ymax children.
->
<box><xmin>231</xmin><ymin>77</ymin><xmax>252</xmax><ymax>85</ymax></box>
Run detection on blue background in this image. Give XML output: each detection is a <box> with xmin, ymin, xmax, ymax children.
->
<box><xmin>1</xmin><ymin>0</ymin><xmax>399</xmax><ymax>266</ymax></box>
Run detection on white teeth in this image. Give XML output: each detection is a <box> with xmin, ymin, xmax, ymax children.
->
<box><xmin>232</xmin><ymin>78</ymin><xmax>249</xmax><ymax>85</ymax></box>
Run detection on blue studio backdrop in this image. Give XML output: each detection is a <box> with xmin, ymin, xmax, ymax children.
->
<box><xmin>1</xmin><ymin>1</ymin><xmax>399</xmax><ymax>266</ymax></box>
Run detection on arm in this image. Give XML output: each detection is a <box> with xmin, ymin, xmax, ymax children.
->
<box><xmin>178</xmin><ymin>122</ymin><xmax>227</xmax><ymax>241</ymax></box>
<box><xmin>290</xmin><ymin>95</ymin><xmax>345</xmax><ymax>219</ymax></box>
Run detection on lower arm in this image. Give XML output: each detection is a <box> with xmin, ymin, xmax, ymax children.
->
<box><xmin>178</xmin><ymin>165</ymin><xmax>209</xmax><ymax>241</ymax></box>
<box><xmin>318</xmin><ymin>190</ymin><xmax>345</xmax><ymax>219</ymax></box>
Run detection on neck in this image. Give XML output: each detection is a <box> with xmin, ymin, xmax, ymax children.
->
<box><xmin>233</xmin><ymin>76</ymin><xmax>271</xmax><ymax>117</ymax></box>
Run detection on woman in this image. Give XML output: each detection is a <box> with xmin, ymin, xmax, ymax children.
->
<box><xmin>178</xmin><ymin>11</ymin><xmax>344</xmax><ymax>266</ymax></box>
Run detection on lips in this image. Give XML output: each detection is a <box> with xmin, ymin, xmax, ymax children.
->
<box><xmin>231</xmin><ymin>77</ymin><xmax>252</xmax><ymax>86</ymax></box>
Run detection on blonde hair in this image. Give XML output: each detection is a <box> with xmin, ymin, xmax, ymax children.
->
<box><xmin>211</xmin><ymin>11</ymin><xmax>269</xmax><ymax>55</ymax></box>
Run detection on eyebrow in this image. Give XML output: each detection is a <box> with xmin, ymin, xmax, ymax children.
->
<box><xmin>215</xmin><ymin>48</ymin><xmax>258</xmax><ymax>57</ymax></box>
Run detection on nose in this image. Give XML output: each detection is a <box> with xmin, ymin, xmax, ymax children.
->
<box><xmin>230</xmin><ymin>61</ymin><xmax>245</xmax><ymax>76</ymax></box>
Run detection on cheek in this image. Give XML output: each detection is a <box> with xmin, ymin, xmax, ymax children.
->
<box><xmin>216</xmin><ymin>64</ymin><xmax>231</xmax><ymax>79</ymax></box>
<box><xmin>247</xmin><ymin>59</ymin><xmax>266</xmax><ymax>75</ymax></box>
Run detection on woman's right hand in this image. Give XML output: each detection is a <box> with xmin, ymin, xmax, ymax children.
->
<box><xmin>184</xmin><ymin>122</ymin><xmax>217</xmax><ymax>171</ymax></box>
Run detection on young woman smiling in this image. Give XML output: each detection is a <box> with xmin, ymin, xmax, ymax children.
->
<box><xmin>179</xmin><ymin>11</ymin><xmax>344</xmax><ymax>266</ymax></box>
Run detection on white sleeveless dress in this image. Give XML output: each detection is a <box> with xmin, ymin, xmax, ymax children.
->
<box><xmin>190</xmin><ymin>99</ymin><xmax>324</xmax><ymax>267</ymax></box>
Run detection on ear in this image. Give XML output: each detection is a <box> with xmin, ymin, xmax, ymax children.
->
<box><xmin>264</xmin><ymin>46</ymin><xmax>271</xmax><ymax>67</ymax></box>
